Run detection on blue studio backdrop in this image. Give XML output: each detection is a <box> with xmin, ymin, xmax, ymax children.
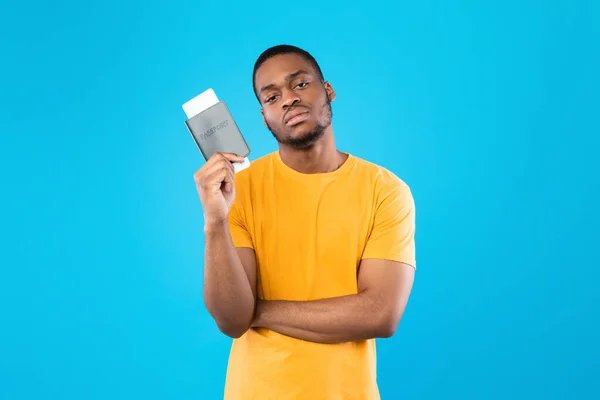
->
<box><xmin>1</xmin><ymin>1</ymin><xmax>598</xmax><ymax>399</ymax></box>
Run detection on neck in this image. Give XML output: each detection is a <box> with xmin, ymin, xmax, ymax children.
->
<box><xmin>278</xmin><ymin>128</ymin><xmax>347</xmax><ymax>174</ymax></box>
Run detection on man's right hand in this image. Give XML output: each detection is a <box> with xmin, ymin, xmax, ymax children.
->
<box><xmin>193</xmin><ymin>152</ymin><xmax>246</xmax><ymax>225</ymax></box>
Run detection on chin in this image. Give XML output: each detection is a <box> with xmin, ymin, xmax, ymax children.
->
<box><xmin>268</xmin><ymin>119</ymin><xmax>326</xmax><ymax>148</ymax></box>
<box><xmin>285</xmin><ymin>127</ymin><xmax>311</xmax><ymax>140</ymax></box>
<box><xmin>287</xmin><ymin>120</ymin><xmax>318</xmax><ymax>135</ymax></box>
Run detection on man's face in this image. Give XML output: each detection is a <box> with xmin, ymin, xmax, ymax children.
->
<box><xmin>254</xmin><ymin>53</ymin><xmax>336</xmax><ymax>149</ymax></box>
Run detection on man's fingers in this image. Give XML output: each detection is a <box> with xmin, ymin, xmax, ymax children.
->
<box><xmin>220</xmin><ymin>152</ymin><xmax>246</xmax><ymax>162</ymax></box>
<box><xmin>195</xmin><ymin>158</ymin><xmax>234</xmax><ymax>182</ymax></box>
<box><xmin>218</xmin><ymin>162</ymin><xmax>234</xmax><ymax>184</ymax></box>
<box><xmin>202</xmin><ymin>169</ymin><xmax>227</xmax><ymax>192</ymax></box>
<box><xmin>201</xmin><ymin>161</ymin><xmax>234</xmax><ymax>192</ymax></box>
<box><xmin>206</xmin><ymin>158</ymin><xmax>234</xmax><ymax>176</ymax></box>
<box><xmin>211</xmin><ymin>152</ymin><xmax>246</xmax><ymax>164</ymax></box>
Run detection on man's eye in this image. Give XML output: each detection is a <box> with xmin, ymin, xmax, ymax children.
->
<box><xmin>296</xmin><ymin>82</ymin><xmax>309</xmax><ymax>88</ymax></box>
<box><xmin>265</xmin><ymin>96</ymin><xmax>277</xmax><ymax>103</ymax></box>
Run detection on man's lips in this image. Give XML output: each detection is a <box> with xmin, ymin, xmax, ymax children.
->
<box><xmin>286</xmin><ymin>112</ymin><xmax>309</xmax><ymax>125</ymax></box>
<box><xmin>284</xmin><ymin>108</ymin><xmax>310</xmax><ymax>125</ymax></box>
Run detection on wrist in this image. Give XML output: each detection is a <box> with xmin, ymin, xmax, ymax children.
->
<box><xmin>204</xmin><ymin>217</ymin><xmax>229</xmax><ymax>234</ymax></box>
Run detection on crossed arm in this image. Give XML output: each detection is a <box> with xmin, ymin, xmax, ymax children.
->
<box><xmin>204</xmin><ymin>181</ymin><xmax>416</xmax><ymax>342</ymax></box>
<box><xmin>250</xmin><ymin>258</ymin><xmax>415</xmax><ymax>344</ymax></box>
<box><xmin>203</xmin><ymin>221</ymin><xmax>414</xmax><ymax>343</ymax></box>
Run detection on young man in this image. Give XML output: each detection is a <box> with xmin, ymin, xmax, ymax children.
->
<box><xmin>193</xmin><ymin>44</ymin><xmax>416</xmax><ymax>400</ymax></box>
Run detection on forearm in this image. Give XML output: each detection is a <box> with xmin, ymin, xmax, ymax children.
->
<box><xmin>253</xmin><ymin>291</ymin><xmax>397</xmax><ymax>344</ymax></box>
<box><xmin>203</xmin><ymin>221</ymin><xmax>254</xmax><ymax>337</ymax></box>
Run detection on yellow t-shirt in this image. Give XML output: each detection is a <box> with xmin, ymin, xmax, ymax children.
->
<box><xmin>224</xmin><ymin>151</ymin><xmax>416</xmax><ymax>400</ymax></box>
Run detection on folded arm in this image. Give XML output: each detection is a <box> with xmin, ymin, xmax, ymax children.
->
<box><xmin>252</xmin><ymin>258</ymin><xmax>415</xmax><ymax>344</ymax></box>
<box><xmin>203</xmin><ymin>221</ymin><xmax>257</xmax><ymax>338</ymax></box>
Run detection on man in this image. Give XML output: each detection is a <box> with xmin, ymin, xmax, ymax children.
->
<box><xmin>193</xmin><ymin>44</ymin><xmax>416</xmax><ymax>400</ymax></box>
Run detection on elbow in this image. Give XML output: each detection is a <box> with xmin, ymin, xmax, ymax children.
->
<box><xmin>377</xmin><ymin>321</ymin><xmax>398</xmax><ymax>338</ymax></box>
<box><xmin>209</xmin><ymin>311</ymin><xmax>253</xmax><ymax>339</ymax></box>
<box><xmin>204</xmin><ymin>297</ymin><xmax>255</xmax><ymax>339</ymax></box>
<box><xmin>205</xmin><ymin>307</ymin><xmax>253</xmax><ymax>339</ymax></box>
<box><xmin>211</xmin><ymin>309</ymin><xmax>253</xmax><ymax>338</ymax></box>
<box><xmin>375</xmin><ymin>310</ymin><xmax>403</xmax><ymax>338</ymax></box>
<box><xmin>217</xmin><ymin>321</ymin><xmax>250</xmax><ymax>339</ymax></box>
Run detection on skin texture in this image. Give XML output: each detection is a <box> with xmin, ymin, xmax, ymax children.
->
<box><xmin>254</xmin><ymin>53</ymin><xmax>348</xmax><ymax>174</ymax></box>
<box><xmin>194</xmin><ymin>152</ymin><xmax>257</xmax><ymax>338</ymax></box>
<box><xmin>195</xmin><ymin>52</ymin><xmax>415</xmax><ymax>342</ymax></box>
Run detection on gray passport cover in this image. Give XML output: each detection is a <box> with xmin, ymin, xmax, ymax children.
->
<box><xmin>184</xmin><ymin>101</ymin><xmax>250</xmax><ymax>160</ymax></box>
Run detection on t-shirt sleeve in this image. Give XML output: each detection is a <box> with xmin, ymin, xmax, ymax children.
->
<box><xmin>361</xmin><ymin>179</ymin><xmax>416</xmax><ymax>269</ymax></box>
<box><xmin>227</xmin><ymin>191</ymin><xmax>254</xmax><ymax>249</ymax></box>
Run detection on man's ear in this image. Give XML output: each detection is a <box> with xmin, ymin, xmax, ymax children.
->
<box><xmin>324</xmin><ymin>81</ymin><xmax>336</xmax><ymax>102</ymax></box>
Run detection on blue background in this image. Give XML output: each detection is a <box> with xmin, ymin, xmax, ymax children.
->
<box><xmin>1</xmin><ymin>0</ymin><xmax>598</xmax><ymax>399</ymax></box>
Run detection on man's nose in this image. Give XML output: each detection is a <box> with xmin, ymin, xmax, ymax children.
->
<box><xmin>282</xmin><ymin>92</ymin><xmax>300</xmax><ymax>109</ymax></box>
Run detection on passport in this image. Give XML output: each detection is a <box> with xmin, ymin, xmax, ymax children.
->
<box><xmin>182</xmin><ymin>88</ymin><xmax>251</xmax><ymax>173</ymax></box>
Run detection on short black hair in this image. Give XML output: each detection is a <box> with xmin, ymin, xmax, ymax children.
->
<box><xmin>252</xmin><ymin>44</ymin><xmax>325</xmax><ymax>100</ymax></box>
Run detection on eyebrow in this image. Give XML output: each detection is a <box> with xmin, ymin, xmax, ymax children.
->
<box><xmin>258</xmin><ymin>69</ymin><xmax>311</xmax><ymax>95</ymax></box>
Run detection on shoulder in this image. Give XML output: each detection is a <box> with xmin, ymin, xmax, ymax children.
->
<box><xmin>351</xmin><ymin>155</ymin><xmax>413</xmax><ymax>203</ymax></box>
